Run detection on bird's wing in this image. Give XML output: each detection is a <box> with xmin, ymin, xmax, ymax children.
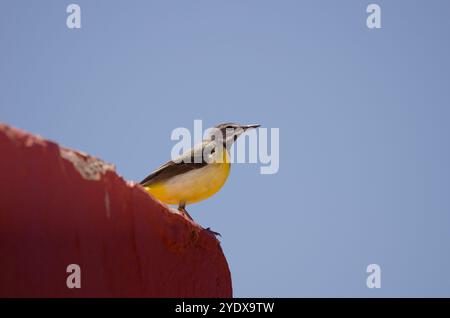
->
<box><xmin>139</xmin><ymin>142</ymin><xmax>210</xmax><ymax>187</ymax></box>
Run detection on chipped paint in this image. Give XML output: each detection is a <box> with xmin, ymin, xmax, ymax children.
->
<box><xmin>60</xmin><ymin>149</ymin><xmax>115</xmax><ymax>181</ymax></box>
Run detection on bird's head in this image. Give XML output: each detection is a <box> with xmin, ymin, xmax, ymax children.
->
<box><xmin>207</xmin><ymin>122</ymin><xmax>260</xmax><ymax>148</ymax></box>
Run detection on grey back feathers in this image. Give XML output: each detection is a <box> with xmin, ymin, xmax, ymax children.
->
<box><xmin>140</xmin><ymin>141</ymin><xmax>212</xmax><ymax>187</ymax></box>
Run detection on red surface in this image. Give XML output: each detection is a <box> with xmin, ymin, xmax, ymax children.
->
<box><xmin>0</xmin><ymin>124</ymin><xmax>232</xmax><ymax>297</ymax></box>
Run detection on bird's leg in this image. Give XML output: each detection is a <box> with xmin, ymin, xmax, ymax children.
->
<box><xmin>178</xmin><ymin>202</ymin><xmax>221</xmax><ymax>237</ymax></box>
<box><xmin>178</xmin><ymin>201</ymin><xmax>194</xmax><ymax>221</ymax></box>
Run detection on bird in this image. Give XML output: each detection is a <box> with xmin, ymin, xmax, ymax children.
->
<box><xmin>140</xmin><ymin>122</ymin><xmax>260</xmax><ymax>235</ymax></box>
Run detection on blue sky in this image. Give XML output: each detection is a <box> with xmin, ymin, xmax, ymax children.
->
<box><xmin>1</xmin><ymin>1</ymin><xmax>450</xmax><ymax>297</ymax></box>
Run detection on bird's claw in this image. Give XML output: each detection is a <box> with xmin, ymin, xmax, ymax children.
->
<box><xmin>204</xmin><ymin>227</ymin><xmax>221</xmax><ymax>237</ymax></box>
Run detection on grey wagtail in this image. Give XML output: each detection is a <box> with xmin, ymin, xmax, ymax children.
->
<box><xmin>140</xmin><ymin>123</ymin><xmax>260</xmax><ymax>234</ymax></box>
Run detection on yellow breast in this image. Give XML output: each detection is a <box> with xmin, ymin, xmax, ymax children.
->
<box><xmin>145</xmin><ymin>150</ymin><xmax>230</xmax><ymax>205</ymax></box>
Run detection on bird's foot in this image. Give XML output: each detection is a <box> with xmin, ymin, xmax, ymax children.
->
<box><xmin>204</xmin><ymin>227</ymin><xmax>221</xmax><ymax>237</ymax></box>
<box><xmin>177</xmin><ymin>203</ymin><xmax>221</xmax><ymax>237</ymax></box>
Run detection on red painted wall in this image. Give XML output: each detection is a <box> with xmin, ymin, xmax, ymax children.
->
<box><xmin>0</xmin><ymin>124</ymin><xmax>232</xmax><ymax>297</ymax></box>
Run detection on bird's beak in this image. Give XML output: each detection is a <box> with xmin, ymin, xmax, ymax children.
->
<box><xmin>242</xmin><ymin>124</ymin><xmax>261</xmax><ymax>131</ymax></box>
